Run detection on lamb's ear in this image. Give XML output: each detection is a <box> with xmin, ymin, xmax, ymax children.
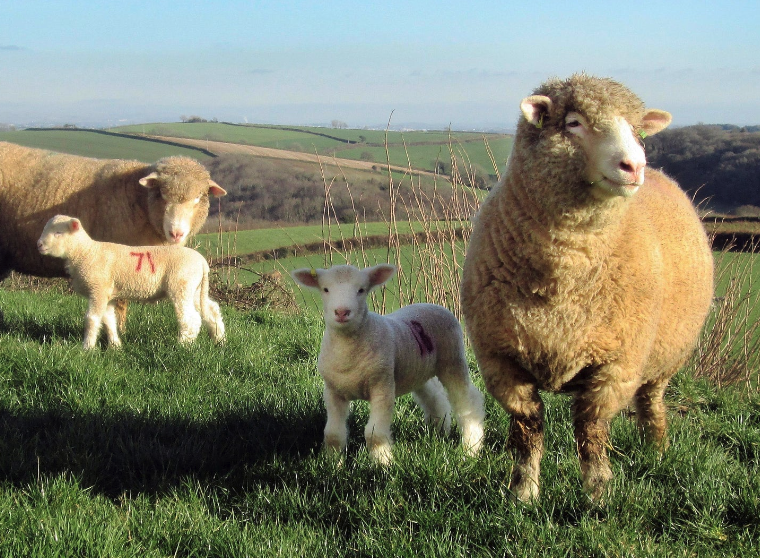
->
<box><xmin>640</xmin><ymin>109</ymin><xmax>672</xmax><ymax>136</ymax></box>
<box><xmin>291</xmin><ymin>268</ymin><xmax>321</xmax><ymax>289</ymax></box>
<box><xmin>69</xmin><ymin>218</ymin><xmax>81</xmax><ymax>232</ymax></box>
<box><xmin>208</xmin><ymin>180</ymin><xmax>227</xmax><ymax>197</ymax></box>
<box><xmin>520</xmin><ymin>95</ymin><xmax>553</xmax><ymax>129</ymax></box>
<box><xmin>366</xmin><ymin>264</ymin><xmax>396</xmax><ymax>288</ymax></box>
<box><xmin>139</xmin><ymin>172</ymin><xmax>160</xmax><ymax>188</ymax></box>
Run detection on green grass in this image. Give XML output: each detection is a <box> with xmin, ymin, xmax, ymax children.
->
<box><xmin>110</xmin><ymin>122</ymin><xmax>513</xmax><ymax>175</ymax></box>
<box><xmin>0</xmin><ymin>287</ymin><xmax>757</xmax><ymax>556</ymax></box>
<box><xmin>0</xmin><ymin>129</ymin><xmax>211</xmax><ymax>162</ymax></box>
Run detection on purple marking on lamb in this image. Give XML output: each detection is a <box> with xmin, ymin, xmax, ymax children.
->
<box><xmin>409</xmin><ymin>320</ymin><xmax>434</xmax><ymax>356</ymax></box>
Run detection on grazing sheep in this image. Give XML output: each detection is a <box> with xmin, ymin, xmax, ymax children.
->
<box><xmin>461</xmin><ymin>74</ymin><xmax>714</xmax><ymax>502</ymax></box>
<box><xmin>37</xmin><ymin>215</ymin><xmax>225</xmax><ymax>349</ymax></box>
<box><xmin>292</xmin><ymin>264</ymin><xmax>485</xmax><ymax>464</ymax></box>
<box><xmin>0</xmin><ymin>142</ymin><xmax>226</xmax><ymax>329</ymax></box>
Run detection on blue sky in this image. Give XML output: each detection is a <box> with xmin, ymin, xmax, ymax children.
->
<box><xmin>1</xmin><ymin>1</ymin><xmax>758</xmax><ymax>129</ymax></box>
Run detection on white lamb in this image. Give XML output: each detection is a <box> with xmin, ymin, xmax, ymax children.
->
<box><xmin>37</xmin><ymin>215</ymin><xmax>225</xmax><ymax>349</ymax></box>
<box><xmin>292</xmin><ymin>263</ymin><xmax>485</xmax><ymax>464</ymax></box>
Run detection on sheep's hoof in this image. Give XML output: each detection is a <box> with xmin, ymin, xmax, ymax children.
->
<box><xmin>582</xmin><ymin>464</ymin><xmax>613</xmax><ymax>503</ymax></box>
<box><xmin>509</xmin><ymin>467</ymin><xmax>540</xmax><ymax>504</ymax></box>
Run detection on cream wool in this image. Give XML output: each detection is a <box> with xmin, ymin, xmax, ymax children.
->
<box><xmin>461</xmin><ymin>74</ymin><xmax>714</xmax><ymax>502</ymax></box>
<box><xmin>37</xmin><ymin>215</ymin><xmax>225</xmax><ymax>349</ymax></box>
<box><xmin>0</xmin><ymin>143</ymin><xmax>226</xmax><ymax>328</ymax></box>
<box><xmin>292</xmin><ymin>264</ymin><xmax>485</xmax><ymax>465</ymax></box>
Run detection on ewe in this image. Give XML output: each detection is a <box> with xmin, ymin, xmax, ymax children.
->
<box><xmin>0</xmin><ymin>143</ymin><xmax>226</xmax><ymax>328</ymax></box>
<box><xmin>461</xmin><ymin>74</ymin><xmax>713</xmax><ymax>502</ymax></box>
<box><xmin>292</xmin><ymin>264</ymin><xmax>485</xmax><ymax>464</ymax></box>
<box><xmin>38</xmin><ymin>215</ymin><xmax>225</xmax><ymax>349</ymax></box>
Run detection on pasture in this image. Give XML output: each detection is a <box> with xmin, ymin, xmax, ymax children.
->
<box><xmin>0</xmin><ymin>279</ymin><xmax>758</xmax><ymax>556</ymax></box>
<box><xmin>110</xmin><ymin>122</ymin><xmax>513</xmax><ymax>176</ymax></box>
<box><xmin>0</xmin><ymin>129</ymin><xmax>211</xmax><ymax>162</ymax></box>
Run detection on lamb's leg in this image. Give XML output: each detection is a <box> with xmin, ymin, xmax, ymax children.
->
<box><xmin>171</xmin><ymin>292</ymin><xmax>202</xmax><ymax>344</ymax></box>
<box><xmin>412</xmin><ymin>377</ymin><xmax>452</xmax><ymax>436</ymax></box>
<box><xmin>83</xmin><ymin>298</ymin><xmax>108</xmax><ymax>350</ymax></box>
<box><xmin>635</xmin><ymin>377</ymin><xmax>670</xmax><ymax>448</ymax></box>
<box><xmin>479</xmin><ymin>354</ymin><xmax>543</xmax><ymax>503</ymax></box>
<box><xmin>572</xmin><ymin>372</ymin><xmax>638</xmax><ymax>501</ymax></box>
<box><xmin>323</xmin><ymin>386</ymin><xmax>350</xmax><ymax>459</ymax></box>
<box><xmin>365</xmin><ymin>388</ymin><xmax>395</xmax><ymax>465</ymax></box>
<box><xmin>437</xmin><ymin>366</ymin><xmax>486</xmax><ymax>457</ymax></box>
<box><xmin>102</xmin><ymin>302</ymin><xmax>122</xmax><ymax>348</ymax></box>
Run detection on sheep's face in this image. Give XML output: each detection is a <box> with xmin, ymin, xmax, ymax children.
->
<box><xmin>37</xmin><ymin>215</ymin><xmax>84</xmax><ymax>259</ymax></box>
<box><xmin>139</xmin><ymin>157</ymin><xmax>227</xmax><ymax>246</ymax></box>
<box><xmin>519</xmin><ymin>74</ymin><xmax>672</xmax><ymax>200</ymax></box>
<box><xmin>291</xmin><ymin>264</ymin><xmax>396</xmax><ymax>331</ymax></box>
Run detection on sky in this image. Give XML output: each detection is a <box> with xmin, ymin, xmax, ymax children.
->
<box><xmin>1</xmin><ymin>0</ymin><xmax>759</xmax><ymax>130</ymax></box>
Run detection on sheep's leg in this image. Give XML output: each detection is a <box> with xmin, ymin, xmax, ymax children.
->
<box><xmin>102</xmin><ymin>302</ymin><xmax>122</xmax><ymax>348</ymax></box>
<box><xmin>572</xmin><ymin>373</ymin><xmax>638</xmax><ymax>501</ymax></box>
<box><xmin>114</xmin><ymin>299</ymin><xmax>129</xmax><ymax>334</ymax></box>
<box><xmin>438</xmin><ymin>371</ymin><xmax>486</xmax><ymax>457</ymax></box>
<box><xmin>412</xmin><ymin>378</ymin><xmax>452</xmax><ymax>436</ymax></box>
<box><xmin>635</xmin><ymin>378</ymin><xmax>670</xmax><ymax>448</ymax></box>
<box><xmin>365</xmin><ymin>389</ymin><xmax>395</xmax><ymax>465</ymax></box>
<box><xmin>83</xmin><ymin>298</ymin><xmax>108</xmax><ymax>350</ymax></box>
<box><xmin>323</xmin><ymin>386</ymin><xmax>350</xmax><ymax>459</ymax></box>
<box><xmin>479</xmin><ymin>354</ymin><xmax>543</xmax><ymax>502</ymax></box>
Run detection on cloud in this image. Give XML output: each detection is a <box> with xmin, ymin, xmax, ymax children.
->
<box><xmin>0</xmin><ymin>45</ymin><xmax>24</xmax><ymax>51</ymax></box>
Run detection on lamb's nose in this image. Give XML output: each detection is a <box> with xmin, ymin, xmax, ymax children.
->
<box><xmin>335</xmin><ymin>308</ymin><xmax>351</xmax><ymax>320</ymax></box>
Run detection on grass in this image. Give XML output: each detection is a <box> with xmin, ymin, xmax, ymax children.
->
<box><xmin>0</xmin><ymin>288</ymin><xmax>758</xmax><ymax>556</ymax></box>
<box><xmin>110</xmin><ymin>121</ymin><xmax>512</xmax><ymax>175</ymax></box>
<box><xmin>0</xmin><ymin>129</ymin><xmax>211</xmax><ymax>162</ymax></box>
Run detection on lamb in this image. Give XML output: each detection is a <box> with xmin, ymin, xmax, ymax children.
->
<box><xmin>37</xmin><ymin>215</ymin><xmax>225</xmax><ymax>349</ymax></box>
<box><xmin>292</xmin><ymin>264</ymin><xmax>485</xmax><ymax>464</ymax></box>
<box><xmin>0</xmin><ymin>142</ymin><xmax>226</xmax><ymax>328</ymax></box>
<box><xmin>461</xmin><ymin>74</ymin><xmax>714</xmax><ymax>502</ymax></box>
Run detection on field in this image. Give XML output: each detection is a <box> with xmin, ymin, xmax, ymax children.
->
<box><xmin>0</xmin><ymin>275</ymin><xmax>758</xmax><ymax>555</ymax></box>
<box><xmin>0</xmin><ymin>129</ymin><xmax>211</xmax><ymax>162</ymax></box>
<box><xmin>110</xmin><ymin>122</ymin><xmax>513</xmax><ymax>176</ymax></box>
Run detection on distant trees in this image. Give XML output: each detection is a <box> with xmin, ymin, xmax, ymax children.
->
<box><xmin>646</xmin><ymin>125</ymin><xmax>760</xmax><ymax>212</ymax></box>
<box><xmin>180</xmin><ymin>115</ymin><xmax>218</xmax><ymax>123</ymax></box>
<box><xmin>331</xmin><ymin>119</ymin><xmax>348</xmax><ymax>129</ymax></box>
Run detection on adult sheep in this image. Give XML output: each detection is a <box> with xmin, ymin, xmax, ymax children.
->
<box><xmin>461</xmin><ymin>74</ymin><xmax>713</xmax><ymax>502</ymax></box>
<box><xmin>0</xmin><ymin>142</ymin><xmax>226</xmax><ymax>326</ymax></box>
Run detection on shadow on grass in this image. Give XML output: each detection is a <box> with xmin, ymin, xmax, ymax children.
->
<box><xmin>0</xmin><ymin>313</ymin><xmax>82</xmax><ymax>344</ymax></box>
<box><xmin>0</xmin><ymin>405</ymin><xmax>324</xmax><ymax>499</ymax></box>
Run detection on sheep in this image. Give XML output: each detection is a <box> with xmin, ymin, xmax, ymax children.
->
<box><xmin>37</xmin><ymin>215</ymin><xmax>225</xmax><ymax>349</ymax></box>
<box><xmin>0</xmin><ymin>142</ymin><xmax>227</xmax><ymax>329</ymax></box>
<box><xmin>461</xmin><ymin>74</ymin><xmax>714</xmax><ymax>502</ymax></box>
<box><xmin>292</xmin><ymin>263</ymin><xmax>485</xmax><ymax>464</ymax></box>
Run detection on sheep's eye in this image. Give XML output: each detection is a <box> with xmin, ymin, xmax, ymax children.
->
<box><xmin>566</xmin><ymin>120</ymin><xmax>581</xmax><ymax>128</ymax></box>
<box><xmin>323</xmin><ymin>287</ymin><xmax>329</xmax><ymax>293</ymax></box>
<box><xmin>358</xmin><ymin>288</ymin><xmax>365</xmax><ymax>295</ymax></box>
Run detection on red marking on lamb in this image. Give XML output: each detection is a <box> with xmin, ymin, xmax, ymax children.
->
<box><xmin>409</xmin><ymin>320</ymin><xmax>435</xmax><ymax>356</ymax></box>
<box><xmin>130</xmin><ymin>251</ymin><xmax>156</xmax><ymax>273</ymax></box>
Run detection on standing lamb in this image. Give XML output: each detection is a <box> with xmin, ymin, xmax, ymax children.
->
<box><xmin>37</xmin><ymin>215</ymin><xmax>225</xmax><ymax>349</ymax></box>
<box><xmin>461</xmin><ymin>74</ymin><xmax>713</xmax><ymax>502</ymax></box>
<box><xmin>292</xmin><ymin>264</ymin><xmax>485</xmax><ymax>464</ymax></box>
<box><xmin>0</xmin><ymin>142</ymin><xmax>226</xmax><ymax>328</ymax></box>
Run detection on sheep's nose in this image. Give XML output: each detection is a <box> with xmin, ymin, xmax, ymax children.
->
<box><xmin>334</xmin><ymin>308</ymin><xmax>351</xmax><ymax>321</ymax></box>
<box><xmin>619</xmin><ymin>159</ymin><xmax>645</xmax><ymax>184</ymax></box>
<box><xmin>170</xmin><ymin>231</ymin><xmax>185</xmax><ymax>243</ymax></box>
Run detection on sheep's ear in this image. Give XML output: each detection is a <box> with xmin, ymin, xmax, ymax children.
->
<box><xmin>640</xmin><ymin>109</ymin><xmax>672</xmax><ymax>136</ymax></box>
<box><xmin>366</xmin><ymin>264</ymin><xmax>396</xmax><ymax>288</ymax></box>
<box><xmin>208</xmin><ymin>180</ymin><xmax>227</xmax><ymax>197</ymax></box>
<box><xmin>291</xmin><ymin>268</ymin><xmax>321</xmax><ymax>289</ymax></box>
<box><xmin>139</xmin><ymin>172</ymin><xmax>160</xmax><ymax>188</ymax></box>
<box><xmin>69</xmin><ymin>218</ymin><xmax>81</xmax><ymax>232</ymax></box>
<box><xmin>521</xmin><ymin>95</ymin><xmax>553</xmax><ymax>129</ymax></box>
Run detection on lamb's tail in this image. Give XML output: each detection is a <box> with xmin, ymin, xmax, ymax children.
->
<box><xmin>200</xmin><ymin>262</ymin><xmax>225</xmax><ymax>343</ymax></box>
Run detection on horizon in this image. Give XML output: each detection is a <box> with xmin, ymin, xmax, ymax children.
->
<box><xmin>2</xmin><ymin>1</ymin><xmax>759</xmax><ymax>130</ymax></box>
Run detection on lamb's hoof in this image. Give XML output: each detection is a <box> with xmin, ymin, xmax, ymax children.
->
<box><xmin>509</xmin><ymin>468</ymin><xmax>540</xmax><ymax>504</ymax></box>
<box><xmin>369</xmin><ymin>443</ymin><xmax>393</xmax><ymax>466</ymax></box>
<box><xmin>462</xmin><ymin>424</ymin><xmax>485</xmax><ymax>457</ymax></box>
<box><xmin>582</xmin><ymin>465</ymin><xmax>613</xmax><ymax>504</ymax></box>
<box><xmin>322</xmin><ymin>446</ymin><xmax>345</xmax><ymax>468</ymax></box>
